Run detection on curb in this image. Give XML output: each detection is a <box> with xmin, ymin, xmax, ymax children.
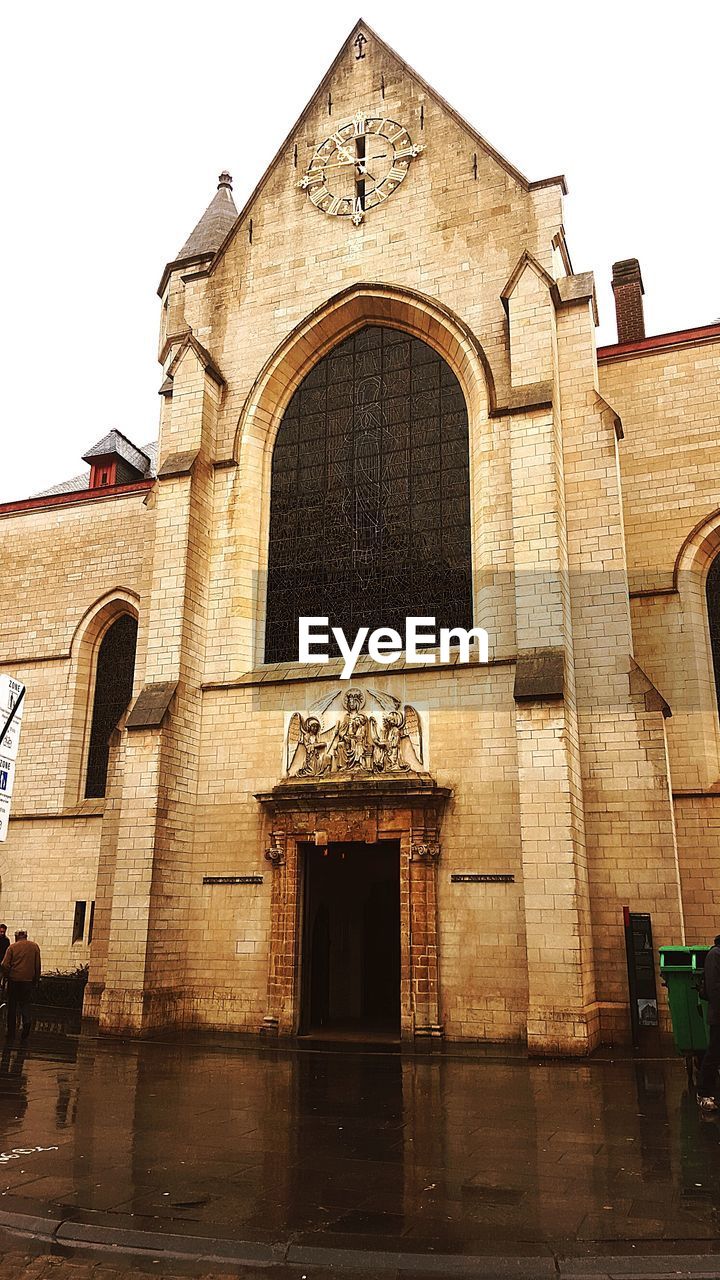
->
<box><xmin>1</xmin><ymin>1206</ymin><xmax>720</xmax><ymax>1278</ymax></box>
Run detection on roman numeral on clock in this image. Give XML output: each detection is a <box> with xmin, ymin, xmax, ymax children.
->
<box><xmin>310</xmin><ymin>186</ymin><xmax>331</xmax><ymax>208</ymax></box>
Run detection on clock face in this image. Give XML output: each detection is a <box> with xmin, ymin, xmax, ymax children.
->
<box><xmin>300</xmin><ymin>115</ymin><xmax>423</xmax><ymax>224</ymax></box>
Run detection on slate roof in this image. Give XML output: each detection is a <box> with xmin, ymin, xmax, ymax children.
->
<box><xmin>177</xmin><ymin>172</ymin><xmax>238</xmax><ymax>259</ymax></box>
<box><xmin>81</xmin><ymin>429</ymin><xmax>151</xmax><ymax>474</ymax></box>
<box><xmin>35</xmin><ymin>439</ymin><xmax>157</xmax><ymax>498</ymax></box>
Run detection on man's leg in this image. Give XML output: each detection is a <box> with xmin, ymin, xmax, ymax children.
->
<box><xmin>5</xmin><ymin>984</ymin><xmax>18</xmax><ymax>1040</ymax></box>
<box><xmin>17</xmin><ymin>984</ymin><xmax>33</xmax><ymax>1040</ymax></box>
<box><xmin>698</xmin><ymin>1022</ymin><xmax>720</xmax><ymax>1098</ymax></box>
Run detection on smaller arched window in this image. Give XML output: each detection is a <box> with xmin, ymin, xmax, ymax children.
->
<box><xmin>706</xmin><ymin>556</ymin><xmax>720</xmax><ymax>717</ymax></box>
<box><xmin>84</xmin><ymin>613</ymin><xmax>138</xmax><ymax>798</ymax></box>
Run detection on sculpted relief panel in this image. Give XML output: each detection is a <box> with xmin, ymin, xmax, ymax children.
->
<box><xmin>285</xmin><ymin>688</ymin><xmax>426</xmax><ymax>778</ymax></box>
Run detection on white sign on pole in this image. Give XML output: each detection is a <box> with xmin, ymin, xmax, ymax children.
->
<box><xmin>0</xmin><ymin>755</ymin><xmax>16</xmax><ymax>842</ymax></box>
<box><xmin>0</xmin><ymin>677</ymin><xmax>26</xmax><ymax>842</ymax></box>
<box><xmin>0</xmin><ymin>676</ymin><xmax>25</xmax><ymax>762</ymax></box>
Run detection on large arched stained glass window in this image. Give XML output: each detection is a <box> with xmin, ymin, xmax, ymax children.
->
<box><xmin>707</xmin><ymin>555</ymin><xmax>720</xmax><ymax>716</ymax></box>
<box><xmin>265</xmin><ymin>325</ymin><xmax>473</xmax><ymax>663</ymax></box>
<box><xmin>84</xmin><ymin>613</ymin><xmax>138</xmax><ymax>798</ymax></box>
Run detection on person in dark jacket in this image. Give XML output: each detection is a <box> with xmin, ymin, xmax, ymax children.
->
<box><xmin>1</xmin><ymin>931</ymin><xmax>41</xmax><ymax>1042</ymax></box>
<box><xmin>698</xmin><ymin>935</ymin><xmax>720</xmax><ymax>1111</ymax></box>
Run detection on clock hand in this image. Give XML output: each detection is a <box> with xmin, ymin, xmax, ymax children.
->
<box><xmin>304</xmin><ymin>152</ymin><xmax>390</xmax><ymax>175</ymax></box>
<box><xmin>307</xmin><ymin>157</ymin><xmax>374</xmax><ymax>173</ymax></box>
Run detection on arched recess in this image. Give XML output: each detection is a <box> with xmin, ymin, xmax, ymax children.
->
<box><xmin>230</xmin><ymin>284</ymin><xmax>498</xmax><ymax>670</ymax></box>
<box><xmin>64</xmin><ymin>591</ymin><xmax>140</xmax><ymax>807</ymax></box>
<box><xmin>672</xmin><ymin>513</ymin><xmax>720</xmax><ymax>785</ymax></box>
<box><xmin>265</xmin><ymin>324</ymin><xmax>474</xmax><ymax>663</ymax></box>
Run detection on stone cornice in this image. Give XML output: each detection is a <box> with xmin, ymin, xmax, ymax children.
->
<box><xmin>157</xmin><ymin>252</ymin><xmax>214</xmax><ymax>300</ymax></box>
<box><xmin>552</xmin><ymin>272</ymin><xmax>599</xmax><ymax>325</ymax></box>
<box><xmin>513</xmin><ymin>647</ymin><xmax>564</xmax><ymax>702</ymax></box>
<box><xmin>157</xmin><ymin>449</ymin><xmax>200</xmax><ymax>480</ymax></box>
<box><xmin>126</xmin><ymin>681</ymin><xmax>178</xmax><ymax>730</ymax></box>
<box><xmin>256</xmin><ymin>775</ymin><xmax>452</xmax><ymax>811</ymax></box>
<box><xmin>202</xmin><ymin>654</ymin><xmax>517</xmax><ymax>692</ymax></box>
<box><xmin>490</xmin><ymin>383</ymin><xmax>553</xmax><ymax>418</ymax></box>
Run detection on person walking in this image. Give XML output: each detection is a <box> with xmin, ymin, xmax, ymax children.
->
<box><xmin>698</xmin><ymin>934</ymin><xmax>720</xmax><ymax>1111</ymax></box>
<box><xmin>1</xmin><ymin>930</ymin><xmax>41</xmax><ymax>1042</ymax></box>
<box><xmin>0</xmin><ymin>925</ymin><xmax>10</xmax><ymax>1009</ymax></box>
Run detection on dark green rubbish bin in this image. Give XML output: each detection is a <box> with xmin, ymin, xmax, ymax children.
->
<box><xmin>691</xmin><ymin>948</ymin><xmax>712</xmax><ymax>1041</ymax></box>
<box><xmin>660</xmin><ymin>945</ymin><xmax>709</xmax><ymax>1083</ymax></box>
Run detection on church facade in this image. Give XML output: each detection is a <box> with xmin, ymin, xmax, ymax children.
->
<box><xmin>2</xmin><ymin>22</ymin><xmax>719</xmax><ymax>1054</ymax></box>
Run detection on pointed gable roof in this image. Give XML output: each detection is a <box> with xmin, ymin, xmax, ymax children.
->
<box><xmin>500</xmin><ymin>251</ymin><xmax>556</xmax><ymax>315</ymax></box>
<box><xmin>164</xmin><ymin>333</ymin><xmax>226</xmax><ymax>387</ymax></box>
<box><xmin>157</xmin><ymin>19</ymin><xmax>567</xmax><ymax>299</ymax></box>
<box><xmin>199</xmin><ymin>18</ymin><xmax>567</xmax><ymax>280</ymax></box>
<box><xmin>176</xmin><ymin>171</ymin><xmax>238</xmax><ymax>260</ymax></box>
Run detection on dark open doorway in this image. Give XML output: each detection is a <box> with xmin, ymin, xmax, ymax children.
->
<box><xmin>300</xmin><ymin>840</ymin><xmax>400</xmax><ymax>1039</ymax></box>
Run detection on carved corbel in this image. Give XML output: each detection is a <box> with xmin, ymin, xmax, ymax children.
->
<box><xmin>264</xmin><ymin>834</ymin><xmax>286</xmax><ymax>868</ymax></box>
<box><xmin>410</xmin><ymin>841</ymin><xmax>441</xmax><ymax>865</ymax></box>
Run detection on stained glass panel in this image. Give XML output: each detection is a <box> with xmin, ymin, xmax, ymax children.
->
<box><xmin>265</xmin><ymin>325</ymin><xmax>473</xmax><ymax>663</ymax></box>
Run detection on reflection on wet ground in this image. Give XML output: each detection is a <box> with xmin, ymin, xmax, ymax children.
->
<box><xmin>0</xmin><ymin>1034</ymin><xmax>719</xmax><ymax>1257</ymax></box>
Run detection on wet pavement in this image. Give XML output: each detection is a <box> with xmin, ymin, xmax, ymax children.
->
<box><xmin>0</xmin><ymin>1033</ymin><xmax>720</xmax><ymax>1275</ymax></box>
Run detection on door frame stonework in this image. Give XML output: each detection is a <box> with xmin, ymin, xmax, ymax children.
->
<box><xmin>256</xmin><ymin>778</ymin><xmax>450</xmax><ymax>1043</ymax></box>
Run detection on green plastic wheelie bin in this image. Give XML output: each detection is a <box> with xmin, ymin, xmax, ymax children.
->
<box><xmin>659</xmin><ymin>945</ymin><xmax>709</xmax><ymax>1084</ymax></box>
<box><xmin>692</xmin><ymin>949</ymin><xmax>712</xmax><ymax>1042</ymax></box>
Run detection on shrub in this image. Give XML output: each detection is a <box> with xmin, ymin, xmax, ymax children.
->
<box><xmin>35</xmin><ymin>965</ymin><xmax>89</xmax><ymax>1009</ymax></box>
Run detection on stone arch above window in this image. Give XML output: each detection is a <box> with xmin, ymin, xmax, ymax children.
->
<box><xmin>264</xmin><ymin>324</ymin><xmax>473</xmax><ymax>665</ymax></box>
<box><xmin>84</xmin><ymin>612</ymin><xmax>138</xmax><ymax>799</ymax></box>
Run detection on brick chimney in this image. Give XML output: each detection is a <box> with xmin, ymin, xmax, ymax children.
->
<box><xmin>612</xmin><ymin>259</ymin><xmax>645</xmax><ymax>343</ymax></box>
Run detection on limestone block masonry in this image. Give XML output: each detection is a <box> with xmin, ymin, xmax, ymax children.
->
<box><xmin>2</xmin><ymin>21</ymin><xmax>719</xmax><ymax>1054</ymax></box>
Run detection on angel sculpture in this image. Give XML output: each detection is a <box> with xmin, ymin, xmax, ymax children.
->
<box><xmin>286</xmin><ymin>713</ymin><xmax>327</xmax><ymax>776</ymax></box>
<box><xmin>368</xmin><ymin>690</ymin><xmax>424</xmax><ymax>773</ymax></box>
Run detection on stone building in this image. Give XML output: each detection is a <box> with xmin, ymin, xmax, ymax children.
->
<box><xmin>1</xmin><ymin>22</ymin><xmax>719</xmax><ymax>1054</ymax></box>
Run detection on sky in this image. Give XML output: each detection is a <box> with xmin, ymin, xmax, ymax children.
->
<box><xmin>1</xmin><ymin>0</ymin><xmax>717</xmax><ymax>502</ymax></box>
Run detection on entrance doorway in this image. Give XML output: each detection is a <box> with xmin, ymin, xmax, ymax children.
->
<box><xmin>300</xmin><ymin>840</ymin><xmax>400</xmax><ymax>1039</ymax></box>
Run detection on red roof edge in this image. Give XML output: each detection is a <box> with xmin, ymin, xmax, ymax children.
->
<box><xmin>0</xmin><ymin>479</ymin><xmax>154</xmax><ymax>519</ymax></box>
<box><xmin>598</xmin><ymin>321</ymin><xmax>720</xmax><ymax>362</ymax></box>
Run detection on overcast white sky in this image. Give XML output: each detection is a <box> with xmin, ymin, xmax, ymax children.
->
<box><xmin>1</xmin><ymin>0</ymin><xmax>717</xmax><ymax>502</ymax></box>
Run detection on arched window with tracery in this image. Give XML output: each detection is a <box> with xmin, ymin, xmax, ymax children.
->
<box><xmin>707</xmin><ymin>555</ymin><xmax>720</xmax><ymax>716</ymax></box>
<box><xmin>265</xmin><ymin>324</ymin><xmax>473</xmax><ymax>663</ymax></box>
<box><xmin>84</xmin><ymin>613</ymin><xmax>138</xmax><ymax>798</ymax></box>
